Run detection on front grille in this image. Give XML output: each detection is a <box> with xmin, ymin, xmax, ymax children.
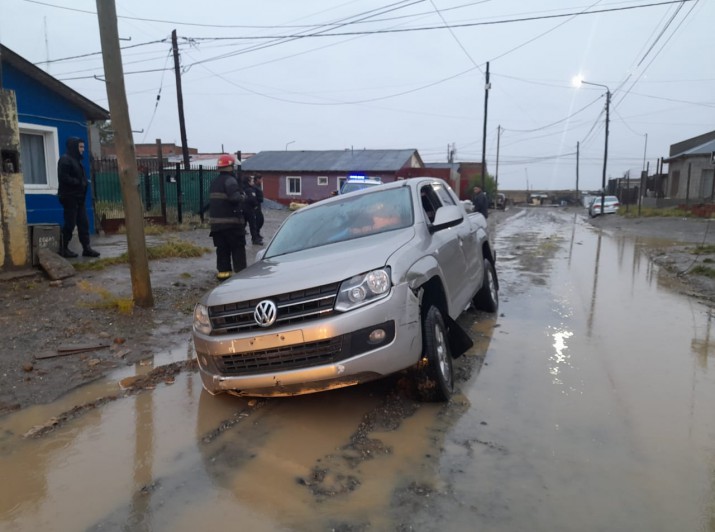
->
<box><xmin>209</xmin><ymin>282</ymin><xmax>340</xmax><ymax>334</ymax></box>
<box><xmin>216</xmin><ymin>337</ymin><xmax>346</xmax><ymax>375</ymax></box>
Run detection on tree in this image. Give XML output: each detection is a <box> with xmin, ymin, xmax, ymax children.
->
<box><xmin>471</xmin><ymin>173</ymin><xmax>497</xmax><ymax>199</ymax></box>
<box><xmin>97</xmin><ymin>120</ymin><xmax>114</xmax><ymax>145</ymax></box>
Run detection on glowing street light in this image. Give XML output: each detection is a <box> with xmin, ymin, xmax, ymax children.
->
<box><xmin>574</xmin><ymin>76</ymin><xmax>611</xmax><ymax>215</ymax></box>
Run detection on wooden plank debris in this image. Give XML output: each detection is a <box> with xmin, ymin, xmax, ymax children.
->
<box><xmin>35</xmin><ymin>342</ymin><xmax>111</xmax><ymax>360</ymax></box>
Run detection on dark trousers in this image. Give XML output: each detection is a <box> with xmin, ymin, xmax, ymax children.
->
<box><xmin>255</xmin><ymin>208</ymin><xmax>264</xmax><ymax>235</ymax></box>
<box><xmin>212</xmin><ymin>228</ymin><xmax>246</xmax><ymax>273</ymax></box>
<box><xmin>59</xmin><ymin>196</ymin><xmax>91</xmax><ymax>248</ymax></box>
<box><xmin>245</xmin><ymin>209</ymin><xmax>260</xmax><ymax>242</ymax></box>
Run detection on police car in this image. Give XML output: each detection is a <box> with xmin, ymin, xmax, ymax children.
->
<box><xmin>339</xmin><ymin>175</ymin><xmax>383</xmax><ymax>195</ymax></box>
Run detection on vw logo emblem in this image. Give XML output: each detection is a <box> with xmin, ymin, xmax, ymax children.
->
<box><xmin>254</xmin><ymin>300</ymin><xmax>277</xmax><ymax>327</ymax></box>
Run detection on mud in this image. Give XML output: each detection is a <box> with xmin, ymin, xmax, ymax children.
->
<box><xmin>2</xmin><ymin>206</ymin><xmax>713</xmax><ymax>416</ymax></box>
<box><xmin>2</xmin><ymin>205</ymin><xmax>715</xmax><ymax>531</ymax></box>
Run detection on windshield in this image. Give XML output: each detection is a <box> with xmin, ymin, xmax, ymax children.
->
<box><xmin>266</xmin><ymin>186</ymin><xmax>413</xmax><ymax>258</ymax></box>
<box><xmin>340</xmin><ymin>181</ymin><xmax>380</xmax><ymax>194</ymax></box>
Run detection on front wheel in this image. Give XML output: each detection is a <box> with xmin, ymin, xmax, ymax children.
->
<box><xmin>414</xmin><ymin>306</ymin><xmax>453</xmax><ymax>402</ymax></box>
<box><xmin>473</xmin><ymin>257</ymin><xmax>498</xmax><ymax>313</ymax></box>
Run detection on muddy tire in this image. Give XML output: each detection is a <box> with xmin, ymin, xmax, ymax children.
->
<box><xmin>415</xmin><ymin>306</ymin><xmax>453</xmax><ymax>402</ymax></box>
<box><xmin>473</xmin><ymin>257</ymin><xmax>498</xmax><ymax>313</ymax></box>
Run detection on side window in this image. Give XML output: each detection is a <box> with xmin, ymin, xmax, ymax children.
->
<box><xmin>286</xmin><ymin>176</ymin><xmax>302</xmax><ymax>195</ymax></box>
<box><xmin>18</xmin><ymin>123</ymin><xmax>60</xmax><ymax>192</ymax></box>
<box><xmin>433</xmin><ymin>183</ymin><xmax>456</xmax><ymax>206</ymax></box>
<box><xmin>420</xmin><ymin>185</ymin><xmax>442</xmax><ymax>223</ymax></box>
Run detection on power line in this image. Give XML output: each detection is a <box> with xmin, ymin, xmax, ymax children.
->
<box><xmin>185</xmin><ymin>1</ymin><xmax>696</xmax><ymax>41</ymax></box>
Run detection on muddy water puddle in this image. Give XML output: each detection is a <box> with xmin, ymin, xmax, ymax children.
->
<box><xmin>424</xmin><ymin>209</ymin><xmax>715</xmax><ymax>531</ymax></box>
<box><xmin>0</xmin><ymin>366</ymin><xmax>466</xmax><ymax>531</ymax></box>
<box><xmin>1</xmin><ymin>208</ymin><xmax>714</xmax><ymax>531</ymax></box>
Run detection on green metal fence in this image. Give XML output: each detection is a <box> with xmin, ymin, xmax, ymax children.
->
<box><xmin>91</xmin><ymin>158</ymin><xmax>220</xmax><ymax>231</ymax></box>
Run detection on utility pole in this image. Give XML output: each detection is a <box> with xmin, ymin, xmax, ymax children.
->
<box><xmin>172</xmin><ymin>30</ymin><xmax>191</xmax><ymax>171</ymax></box>
<box><xmin>576</xmin><ymin>141</ymin><xmax>580</xmax><ymax>197</ymax></box>
<box><xmin>495</xmin><ymin>125</ymin><xmax>501</xmax><ymax>192</ymax></box>
<box><xmin>96</xmin><ymin>0</ymin><xmax>154</xmax><ymax>307</ymax></box>
<box><xmin>481</xmin><ymin>61</ymin><xmax>490</xmax><ymax>190</ymax></box>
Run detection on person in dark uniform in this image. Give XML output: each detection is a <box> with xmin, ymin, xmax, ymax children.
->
<box><xmin>208</xmin><ymin>154</ymin><xmax>247</xmax><ymax>281</ymax></box>
<box><xmin>57</xmin><ymin>137</ymin><xmax>100</xmax><ymax>258</ymax></box>
<box><xmin>252</xmin><ymin>174</ymin><xmax>265</xmax><ymax>245</ymax></box>
<box><xmin>471</xmin><ymin>185</ymin><xmax>489</xmax><ymax>219</ymax></box>
<box><xmin>242</xmin><ymin>174</ymin><xmax>262</xmax><ymax>245</ymax></box>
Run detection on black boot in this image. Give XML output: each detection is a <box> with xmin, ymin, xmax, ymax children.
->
<box><xmin>82</xmin><ymin>247</ymin><xmax>100</xmax><ymax>258</ymax></box>
<box><xmin>59</xmin><ymin>245</ymin><xmax>78</xmax><ymax>258</ymax></box>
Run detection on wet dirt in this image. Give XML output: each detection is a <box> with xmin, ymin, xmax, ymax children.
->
<box><xmin>0</xmin><ymin>208</ymin><xmax>289</xmax><ymax>415</ymax></box>
<box><xmin>1</xmin><ymin>206</ymin><xmax>715</xmax><ymax>530</ymax></box>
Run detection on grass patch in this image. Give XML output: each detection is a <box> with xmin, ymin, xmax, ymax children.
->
<box><xmin>113</xmin><ymin>217</ymin><xmax>209</xmax><ymax>235</ymax></box>
<box><xmin>620</xmin><ymin>207</ymin><xmax>697</xmax><ymax>218</ymax></box>
<box><xmin>73</xmin><ymin>239</ymin><xmax>210</xmax><ymax>271</ymax></box>
<box><xmin>77</xmin><ymin>280</ymin><xmax>135</xmax><ymax>314</ymax></box>
<box><xmin>692</xmin><ymin>245</ymin><xmax>715</xmax><ymax>255</ymax></box>
<box><xmin>689</xmin><ymin>265</ymin><xmax>715</xmax><ymax>278</ymax></box>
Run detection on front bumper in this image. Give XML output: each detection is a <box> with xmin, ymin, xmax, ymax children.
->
<box><xmin>193</xmin><ymin>282</ymin><xmax>422</xmax><ymax>396</ymax></box>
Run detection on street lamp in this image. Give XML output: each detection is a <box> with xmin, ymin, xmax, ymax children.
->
<box><xmin>285</xmin><ymin>140</ymin><xmax>295</xmax><ymax>151</ymax></box>
<box><xmin>575</xmin><ymin>77</ymin><xmax>610</xmax><ymax>215</ymax></box>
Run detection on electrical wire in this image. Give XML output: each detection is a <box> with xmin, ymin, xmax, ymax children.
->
<box><xmin>141</xmin><ymin>48</ymin><xmax>173</xmax><ymax>143</ymax></box>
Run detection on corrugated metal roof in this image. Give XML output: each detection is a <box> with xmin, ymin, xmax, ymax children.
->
<box><xmin>666</xmin><ymin>138</ymin><xmax>715</xmax><ymax>161</ymax></box>
<box><xmin>241</xmin><ymin>149</ymin><xmax>418</xmax><ymax>172</ymax></box>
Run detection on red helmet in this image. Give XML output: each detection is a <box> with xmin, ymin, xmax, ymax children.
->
<box><xmin>216</xmin><ymin>153</ymin><xmax>236</xmax><ymax>168</ymax></box>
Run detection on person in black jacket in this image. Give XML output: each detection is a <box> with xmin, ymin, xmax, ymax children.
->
<box><xmin>57</xmin><ymin>137</ymin><xmax>100</xmax><ymax>257</ymax></box>
<box><xmin>243</xmin><ymin>174</ymin><xmax>262</xmax><ymax>246</ymax></box>
<box><xmin>209</xmin><ymin>154</ymin><xmax>247</xmax><ymax>280</ymax></box>
<box><xmin>253</xmin><ymin>174</ymin><xmax>265</xmax><ymax>243</ymax></box>
<box><xmin>471</xmin><ymin>185</ymin><xmax>489</xmax><ymax>219</ymax></box>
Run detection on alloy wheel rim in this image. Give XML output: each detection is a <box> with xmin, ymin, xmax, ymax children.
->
<box><xmin>435</xmin><ymin>323</ymin><xmax>451</xmax><ymax>383</ymax></box>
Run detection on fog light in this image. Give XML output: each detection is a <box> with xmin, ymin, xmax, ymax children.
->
<box><xmin>368</xmin><ymin>329</ymin><xmax>386</xmax><ymax>344</ymax></box>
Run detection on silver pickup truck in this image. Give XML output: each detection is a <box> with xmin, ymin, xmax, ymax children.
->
<box><xmin>192</xmin><ymin>177</ymin><xmax>498</xmax><ymax>402</ymax></box>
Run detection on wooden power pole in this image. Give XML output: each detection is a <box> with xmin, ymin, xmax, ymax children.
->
<box><xmin>96</xmin><ymin>0</ymin><xmax>154</xmax><ymax>307</ymax></box>
<box><xmin>172</xmin><ymin>30</ymin><xmax>191</xmax><ymax>171</ymax></box>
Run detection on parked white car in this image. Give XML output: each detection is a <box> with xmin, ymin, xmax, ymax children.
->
<box><xmin>588</xmin><ymin>195</ymin><xmax>620</xmax><ymax>217</ymax></box>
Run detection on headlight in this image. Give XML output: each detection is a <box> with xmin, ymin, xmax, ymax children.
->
<box><xmin>193</xmin><ymin>303</ymin><xmax>212</xmax><ymax>334</ymax></box>
<box><xmin>335</xmin><ymin>268</ymin><xmax>391</xmax><ymax>311</ymax></box>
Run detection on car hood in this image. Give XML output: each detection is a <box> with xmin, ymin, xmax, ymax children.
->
<box><xmin>202</xmin><ymin>228</ymin><xmax>415</xmax><ymax>306</ymax></box>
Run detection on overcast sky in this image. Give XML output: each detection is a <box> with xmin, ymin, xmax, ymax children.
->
<box><xmin>1</xmin><ymin>0</ymin><xmax>713</xmax><ymax>190</ymax></box>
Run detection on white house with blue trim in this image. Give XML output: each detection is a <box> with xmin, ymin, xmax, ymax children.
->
<box><xmin>1</xmin><ymin>44</ymin><xmax>109</xmax><ymax>232</ymax></box>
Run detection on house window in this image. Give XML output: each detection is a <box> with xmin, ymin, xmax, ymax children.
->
<box><xmin>317</xmin><ymin>176</ymin><xmax>328</xmax><ymax>186</ymax></box>
<box><xmin>287</xmin><ymin>176</ymin><xmax>301</xmax><ymax>195</ymax></box>
<box><xmin>19</xmin><ymin>123</ymin><xmax>59</xmax><ymax>193</ymax></box>
<box><xmin>337</xmin><ymin>177</ymin><xmax>346</xmax><ymax>193</ymax></box>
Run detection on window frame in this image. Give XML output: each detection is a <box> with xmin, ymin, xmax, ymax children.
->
<box><xmin>286</xmin><ymin>175</ymin><xmax>302</xmax><ymax>196</ymax></box>
<box><xmin>317</xmin><ymin>175</ymin><xmax>328</xmax><ymax>186</ymax></box>
<box><xmin>18</xmin><ymin>122</ymin><xmax>60</xmax><ymax>194</ymax></box>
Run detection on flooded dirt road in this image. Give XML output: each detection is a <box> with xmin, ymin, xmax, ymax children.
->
<box><xmin>1</xmin><ymin>207</ymin><xmax>714</xmax><ymax>531</ymax></box>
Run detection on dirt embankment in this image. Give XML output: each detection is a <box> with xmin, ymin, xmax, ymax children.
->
<box><xmin>0</xmin><ymin>208</ymin><xmax>290</xmax><ymax>415</ymax></box>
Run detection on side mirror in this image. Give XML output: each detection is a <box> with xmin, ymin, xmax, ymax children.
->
<box><xmin>431</xmin><ymin>205</ymin><xmax>463</xmax><ymax>232</ymax></box>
